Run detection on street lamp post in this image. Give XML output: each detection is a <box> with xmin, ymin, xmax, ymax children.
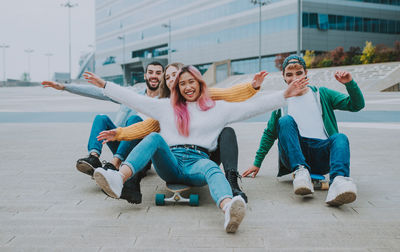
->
<box><xmin>251</xmin><ymin>0</ymin><xmax>269</xmax><ymax>71</ymax></box>
<box><xmin>297</xmin><ymin>0</ymin><xmax>302</xmax><ymax>56</ymax></box>
<box><xmin>117</xmin><ymin>35</ymin><xmax>126</xmax><ymax>85</ymax></box>
<box><xmin>44</xmin><ymin>53</ymin><xmax>54</xmax><ymax>80</ymax></box>
<box><xmin>88</xmin><ymin>44</ymin><xmax>95</xmax><ymax>72</ymax></box>
<box><xmin>161</xmin><ymin>20</ymin><xmax>171</xmax><ymax>63</ymax></box>
<box><xmin>61</xmin><ymin>1</ymin><xmax>78</xmax><ymax>83</ymax></box>
<box><xmin>0</xmin><ymin>43</ymin><xmax>10</xmax><ymax>83</ymax></box>
<box><xmin>24</xmin><ymin>48</ymin><xmax>34</xmax><ymax>81</ymax></box>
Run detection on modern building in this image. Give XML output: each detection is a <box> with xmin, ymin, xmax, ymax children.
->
<box><xmin>92</xmin><ymin>0</ymin><xmax>400</xmax><ymax>85</ymax></box>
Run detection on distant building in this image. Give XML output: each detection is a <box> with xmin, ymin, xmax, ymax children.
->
<box><xmin>53</xmin><ymin>72</ymin><xmax>70</xmax><ymax>84</ymax></box>
<box><xmin>94</xmin><ymin>0</ymin><xmax>400</xmax><ymax>85</ymax></box>
<box><xmin>76</xmin><ymin>51</ymin><xmax>96</xmax><ymax>80</ymax></box>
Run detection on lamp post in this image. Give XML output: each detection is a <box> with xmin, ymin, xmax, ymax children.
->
<box><xmin>88</xmin><ymin>44</ymin><xmax>95</xmax><ymax>73</ymax></box>
<box><xmin>61</xmin><ymin>1</ymin><xmax>78</xmax><ymax>83</ymax></box>
<box><xmin>297</xmin><ymin>0</ymin><xmax>302</xmax><ymax>56</ymax></box>
<box><xmin>251</xmin><ymin>0</ymin><xmax>269</xmax><ymax>71</ymax></box>
<box><xmin>0</xmin><ymin>43</ymin><xmax>10</xmax><ymax>82</ymax></box>
<box><xmin>24</xmin><ymin>48</ymin><xmax>34</xmax><ymax>81</ymax></box>
<box><xmin>117</xmin><ymin>35</ymin><xmax>126</xmax><ymax>85</ymax></box>
<box><xmin>161</xmin><ymin>20</ymin><xmax>171</xmax><ymax>63</ymax></box>
<box><xmin>44</xmin><ymin>53</ymin><xmax>54</xmax><ymax>80</ymax></box>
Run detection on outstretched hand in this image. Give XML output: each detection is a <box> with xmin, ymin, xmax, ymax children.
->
<box><xmin>251</xmin><ymin>71</ymin><xmax>269</xmax><ymax>89</ymax></box>
<box><xmin>41</xmin><ymin>81</ymin><xmax>65</xmax><ymax>90</ymax></box>
<box><xmin>97</xmin><ymin>129</ymin><xmax>117</xmax><ymax>144</ymax></box>
<box><xmin>283</xmin><ymin>76</ymin><xmax>309</xmax><ymax>98</ymax></box>
<box><xmin>83</xmin><ymin>71</ymin><xmax>106</xmax><ymax>88</ymax></box>
<box><xmin>334</xmin><ymin>71</ymin><xmax>352</xmax><ymax>84</ymax></box>
<box><xmin>242</xmin><ymin>165</ymin><xmax>260</xmax><ymax>178</ymax></box>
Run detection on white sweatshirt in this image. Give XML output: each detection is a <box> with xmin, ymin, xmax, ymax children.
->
<box><xmin>104</xmin><ymin>82</ymin><xmax>287</xmax><ymax>151</ymax></box>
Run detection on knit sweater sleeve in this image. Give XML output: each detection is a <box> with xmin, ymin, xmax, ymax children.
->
<box><xmin>115</xmin><ymin>118</ymin><xmax>160</xmax><ymax>141</ymax></box>
<box><xmin>209</xmin><ymin>82</ymin><xmax>258</xmax><ymax>102</ymax></box>
<box><xmin>324</xmin><ymin>79</ymin><xmax>365</xmax><ymax>112</ymax></box>
<box><xmin>222</xmin><ymin>90</ymin><xmax>287</xmax><ymax>124</ymax></box>
<box><xmin>64</xmin><ymin>83</ymin><xmax>118</xmax><ymax>103</ymax></box>
<box><xmin>103</xmin><ymin>82</ymin><xmax>165</xmax><ymax>120</ymax></box>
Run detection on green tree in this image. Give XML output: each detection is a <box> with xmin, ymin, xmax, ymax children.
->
<box><xmin>21</xmin><ymin>72</ymin><xmax>31</xmax><ymax>82</ymax></box>
<box><xmin>360</xmin><ymin>41</ymin><xmax>375</xmax><ymax>64</ymax></box>
<box><xmin>303</xmin><ymin>50</ymin><xmax>315</xmax><ymax>68</ymax></box>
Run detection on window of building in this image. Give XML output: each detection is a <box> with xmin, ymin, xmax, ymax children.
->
<box><xmin>318</xmin><ymin>14</ymin><xmax>329</xmax><ymax>30</ymax></box>
<box><xmin>131</xmin><ymin>44</ymin><xmax>168</xmax><ymax>59</ymax></box>
<box><xmin>388</xmin><ymin>20</ymin><xmax>396</xmax><ymax>33</ymax></box>
<box><xmin>397</xmin><ymin>20</ymin><xmax>400</xmax><ymax>34</ymax></box>
<box><xmin>371</xmin><ymin>19</ymin><xmax>379</xmax><ymax>32</ymax></box>
<box><xmin>346</xmin><ymin>16</ymin><xmax>355</xmax><ymax>31</ymax></box>
<box><xmin>309</xmin><ymin>13</ymin><xmax>318</xmax><ymax>28</ymax></box>
<box><xmin>337</xmin><ymin>15</ymin><xmax>345</xmax><ymax>30</ymax></box>
<box><xmin>302</xmin><ymin>12</ymin><xmax>309</xmax><ymax>27</ymax></box>
<box><xmin>328</xmin><ymin>15</ymin><xmax>336</xmax><ymax>29</ymax></box>
<box><xmin>363</xmin><ymin>18</ymin><xmax>372</xmax><ymax>32</ymax></box>
<box><xmin>355</xmin><ymin>17</ymin><xmax>363</xmax><ymax>31</ymax></box>
<box><xmin>102</xmin><ymin>56</ymin><xmax>116</xmax><ymax>65</ymax></box>
<box><xmin>379</xmin><ymin>19</ymin><xmax>388</xmax><ymax>33</ymax></box>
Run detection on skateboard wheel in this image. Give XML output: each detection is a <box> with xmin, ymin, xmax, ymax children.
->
<box><xmin>189</xmin><ymin>194</ymin><xmax>199</xmax><ymax>206</ymax></box>
<box><xmin>155</xmin><ymin>194</ymin><xmax>165</xmax><ymax>206</ymax></box>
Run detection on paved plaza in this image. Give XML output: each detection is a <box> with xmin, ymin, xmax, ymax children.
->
<box><xmin>1</xmin><ymin>86</ymin><xmax>400</xmax><ymax>251</ymax></box>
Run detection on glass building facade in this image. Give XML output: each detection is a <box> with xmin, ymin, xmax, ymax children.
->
<box><xmin>94</xmin><ymin>0</ymin><xmax>400</xmax><ymax>85</ymax></box>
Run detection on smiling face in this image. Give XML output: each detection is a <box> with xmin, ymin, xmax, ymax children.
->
<box><xmin>178</xmin><ymin>72</ymin><xmax>201</xmax><ymax>102</ymax></box>
<box><xmin>165</xmin><ymin>65</ymin><xmax>179</xmax><ymax>90</ymax></box>
<box><xmin>144</xmin><ymin>64</ymin><xmax>163</xmax><ymax>91</ymax></box>
<box><xmin>283</xmin><ymin>61</ymin><xmax>308</xmax><ymax>85</ymax></box>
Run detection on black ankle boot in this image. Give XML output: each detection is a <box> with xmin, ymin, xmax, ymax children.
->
<box><xmin>120</xmin><ymin>168</ymin><xmax>146</xmax><ymax>204</ymax></box>
<box><xmin>226</xmin><ymin>170</ymin><xmax>248</xmax><ymax>203</ymax></box>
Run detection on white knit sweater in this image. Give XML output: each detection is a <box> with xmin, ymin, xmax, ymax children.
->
<box><xmin>104</xmin><ymin>82</ymin><xmax>287</xmax><ymax>151</ymax></box>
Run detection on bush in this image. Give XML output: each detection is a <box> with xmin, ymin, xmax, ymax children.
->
<box><xmin>331</xmin><ymin>47</ymin><xmax>346</xmax><ymax>66</ymax></box>
<box><xmin>360</xmin><ymin>41</ymin><xmax>376</xmax><ymax>64</ymax></box>
<box><xmin>303</xmin><ymin>50</ymin><xmax>315</xmax><ymax>68</ymax></box>
<box><xmin>275</xmin><ymin>52</ymin><xmax>291</xmax><ymax>71</ymax></box>
<box><xmin>320</xmin><ymin>58</ymin><xmax>333</xmax><ymax>67</ymax></box>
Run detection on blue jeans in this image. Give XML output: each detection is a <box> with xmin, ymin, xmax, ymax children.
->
<box><xmin>122</xmin><ymin>132</ymin><xmax>233</xmax><ymax>207</ymax></box>
<box><xmin>277</xmin><ymin>115</ymin><xmax>350</xmax><ymax>181</ymax></box>
<box><xmin>87</xmin><ymin>114</ymin><xmax>143</xmax><ymax>161</ymax></box>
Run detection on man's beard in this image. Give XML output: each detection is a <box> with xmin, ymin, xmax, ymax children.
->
<box><xmin>145</xmin><ymin>79</ymin><xmax>160</xmax><ymax>91</ymax></box>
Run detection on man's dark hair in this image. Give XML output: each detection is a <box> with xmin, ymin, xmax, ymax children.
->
<box><xmin>145</xmin><ymin>61</ymin><xmax>164</xmax><ymax>72</ymax></box>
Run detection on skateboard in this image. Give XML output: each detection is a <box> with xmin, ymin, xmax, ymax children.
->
<box><xmin>155</xmin><ymin>183</ymin><xmax>199</xmax><ymax>206</ymax></box>
<box><xmin>310</xmin><ymin>174</ymin><xmax>329</xmax><ymax>190</ymax></box>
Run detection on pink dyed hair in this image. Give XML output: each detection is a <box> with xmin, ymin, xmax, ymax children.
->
<box><xmin>170</xmin><ymin>65</ymin><xmax>215</xmax><ymax>137</ymax></box>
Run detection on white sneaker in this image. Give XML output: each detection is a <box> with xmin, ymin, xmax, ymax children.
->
<box><xmin>223</xmin><ymin>196</ymin><xmax>246</xmax><ymax>233</ymax></box>
<box><xmin>293</xmin><ymin>166</ymin><xmax>314</xmax><ymax>195</ymax></box>
<box><xmin>325</xmin><ymin>176</ymin><xmax>357</xmax><ymax>206</ymax></box>
<box><xmin>93</xmin><ymin>168</ymin><xmax>123</xmax><ymax>198</ymax></box>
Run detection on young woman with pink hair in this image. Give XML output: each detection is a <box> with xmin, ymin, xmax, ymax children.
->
<box><xmin>88</xmin><ymin>65</ymin><xmax>308</xmax><ymax>233</ymax></box>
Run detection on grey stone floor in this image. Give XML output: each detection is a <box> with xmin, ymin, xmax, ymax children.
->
<box><xmin>1</xmin><ymin>87</ymin><xmax>400</xmax><ymax>251</ymax></box>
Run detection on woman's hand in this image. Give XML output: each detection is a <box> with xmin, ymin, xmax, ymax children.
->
<box><xmin>283</xmin><ymin>76</ymin><xmax>309</xmax><ymax>98</ymax></box>
<box><xmin>97</xmin><ymin>129</ymin><xmax>117</xmax><ymax>144</ymax></box>
<box><xmin>41</xmin><ymin>81</ymin><xmax>65</xmax><ymax>90</ymax></box>
<box><xmin>242</xmin><ymin>165</ymin><xmax>260</xmax><ymax>178</ymax></box>
<box><xmin>83</xmin><ymin>71</ymin><xmax>106</xmax><ymax>88</ymax></box>
<box><xmin>251</xmin><ymin>71</ymin><xmax>269</xmax><ymax>90</ymax></box>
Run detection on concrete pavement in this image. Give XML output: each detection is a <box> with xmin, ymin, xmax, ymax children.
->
<box><xmin>1</xmin><ymin>87</ymin><xmax>400</xmax><ymax>251</ymax></box>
